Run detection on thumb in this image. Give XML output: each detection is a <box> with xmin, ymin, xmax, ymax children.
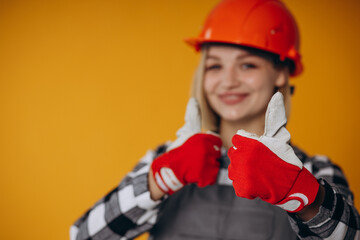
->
<box><xmin>263</xmin><ymin>92</ymin><xmax>288</xmax><ymax>139</ymax></box>
<box><xmin>166</xmin><ymin>98</ymin><xmax>201</xmax><ymax>152</ymax></box>
<box><xmin>176</xmin><ymin>97</ymin><xmax>201</xmax><ymax>137</ymax></box>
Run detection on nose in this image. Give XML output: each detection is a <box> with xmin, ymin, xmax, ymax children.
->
<box><xmin>221</xmin><ymin>65</ymin><xmax>240</xmax><ymax>88</ymax></box>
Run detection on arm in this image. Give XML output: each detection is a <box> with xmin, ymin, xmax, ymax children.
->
<box><xmin>288</xmin><ymin>154</ymin><xmax>360</xmax><ymax>239</ymax></box>
<box><xmin>70</xmin><ymin>97</ymin><xmax>222</xmax><ymax>240</ymax></box>
<box><xmin>70</xmin><ymin>147</ymin><xmax>165</xmax><ymax>240</ymax></box>
<box><xmin>227</xmin><ymin>93</ymin><xmax>360</xmax><ymax>239</ymax></box>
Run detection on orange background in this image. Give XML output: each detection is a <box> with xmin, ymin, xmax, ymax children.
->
<box><xmin>0</xmin><ymin>1</ymin><xmax>359</xmax><ymax>239</ymax></box>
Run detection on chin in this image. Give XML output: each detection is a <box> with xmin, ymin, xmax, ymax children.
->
<box><xmin>219</xmin><ymin>111</ymin><xmax>247</xmax><ymax>123</ymax></box>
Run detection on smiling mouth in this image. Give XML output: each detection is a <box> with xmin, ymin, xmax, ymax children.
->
<box><xmin>219</xmin><ymin>93</ymin><xmax>249</xmax><ymax>105</ymax></box>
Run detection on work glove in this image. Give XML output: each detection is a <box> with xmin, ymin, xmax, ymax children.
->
<box><xmin>151</xmin><ymin>98</ymin><xmax>222</xmax><ymax>195</ymax></box>
<box><xmin>228</xmin><ymin>92</ymin><xmax>319</xmax><ymax>212</ymax></box>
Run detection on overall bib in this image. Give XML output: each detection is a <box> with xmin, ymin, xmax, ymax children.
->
<box><xmin>150</xmin><ymin>184</ymin><xmax>297</xmax><ymax>240</ymax></box>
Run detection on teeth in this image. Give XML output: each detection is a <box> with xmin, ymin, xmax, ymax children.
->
<box><xmin>224</xmin><ymin>95</ymin><xmax>240</xmax><ymax>100</ymax></box>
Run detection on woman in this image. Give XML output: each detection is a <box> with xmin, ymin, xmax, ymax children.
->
<box><xmin>70</xmin><ymin>0</ymin><xmax>360</xmax><ymax>239</ymax></box>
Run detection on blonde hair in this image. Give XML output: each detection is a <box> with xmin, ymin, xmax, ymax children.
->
<box><xmin>190</xmin><ymin>46</ymin><xmax>292</xmax><ymax>132</ymax></box>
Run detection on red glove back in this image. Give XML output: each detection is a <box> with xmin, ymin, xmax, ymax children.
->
<box><xmin>228</xmin><ymin>93</ymin><xmax>319</xmax><ymax>212</ymax></box>
<box><xmin>152</xmin><ymin>133</ymin><xmax>222</xmax><ymax>195</ymax></box>
<box><xmin>151</xmin><ymin>98</ymin><xmax>222</xmax><ymax>195</ymax></box>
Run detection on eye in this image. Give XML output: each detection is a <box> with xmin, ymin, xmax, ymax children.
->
<box><xmin>241</xmin><ymin>63</ymin><xmax>257</xmax><ymax>70</ymax></box>
<box><xmin>205</xmin><ymin>64</ymin><xmax>222</xmax><ymax>72</ymax></box>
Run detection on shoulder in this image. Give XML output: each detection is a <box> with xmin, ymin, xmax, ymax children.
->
<box><xmin>291</xmin><ymin>145</ymin><xmax>332</xmax><ymax>166</ymax></box>
<box><xmin>291</xmin><ymin>145</ymin><xmax>336</xmax><ymax>176</ymax></box>
<box><xmin>291</xmin><ymin>145</ymin><xmax>350</xmax><ymax>190</ymax></box>
<box><xmin>154</xmin><ymin>142</ymin><xmax>170</xmax><ymax>156</ymax></box>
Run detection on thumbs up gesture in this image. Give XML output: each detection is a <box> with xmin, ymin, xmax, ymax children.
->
<box><xmin>228</xmin><ymin>92</ymin><xmax>319</xmax><ymax>212</ymax></box>
<box><xmin>151</xmin><ymin>98</ymin><xmax>222</xmax><ymax>195</ymax></box>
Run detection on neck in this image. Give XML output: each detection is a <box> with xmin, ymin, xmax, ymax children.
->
<box><xmin>219</xmin><ymin>114</ymin><xmax>266</xmax><ymax>149</ymax></box>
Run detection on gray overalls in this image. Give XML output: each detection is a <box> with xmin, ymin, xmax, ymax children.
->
<box><xmin>150</xmin><ymin>154</ymin><xmax>298</xmax><ymax>240</ymax></box>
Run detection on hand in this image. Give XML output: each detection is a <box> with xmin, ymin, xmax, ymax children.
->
<box><xmin>151</xmin><ymin>98</ymin><xmax>222</xmax><ymax>195</ymax></box>
<box><xmin>228</xmin><ymin>92</ymin><xmax>319</xmax><ymax>212</ymax></box>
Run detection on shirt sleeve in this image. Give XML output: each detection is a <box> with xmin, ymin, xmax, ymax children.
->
<box><xmin>288</xmin><ymin>153</ymin><xmax>360</xmax><ymax>239</ymax></box>
<box><xmin>70</xmin><ymin>145</ymin><xmax>168</xmax><ymax>240</ymax></box>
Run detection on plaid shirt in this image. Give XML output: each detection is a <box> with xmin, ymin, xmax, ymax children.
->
<box><xmin>70</xmin><ymin>144</ymin><xmax>360</xmax><ymax>240</ymax></box>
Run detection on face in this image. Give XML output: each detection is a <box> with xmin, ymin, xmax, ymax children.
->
<box><xmin>203</xmin><ymin>45</ymin><xmax>286</xmax><ymax>124</ymax></box>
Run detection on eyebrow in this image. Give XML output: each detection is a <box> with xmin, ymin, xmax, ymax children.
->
<box><xmin>206</xmin><ymin>53</ymin><xmax>253</xmax><ymax>61</ymax></box>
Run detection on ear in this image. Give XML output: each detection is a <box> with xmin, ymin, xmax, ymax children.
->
<box><xmin>275</xmin><ymin>68</ymin><xmax>289</xmax><ymax>88</ymax></box>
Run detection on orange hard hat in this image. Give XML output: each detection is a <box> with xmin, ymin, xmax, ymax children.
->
<box><xmin>185</xmin><ymin>0</ymin><xmax>303</xmax><ymax>76</ymax></box>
